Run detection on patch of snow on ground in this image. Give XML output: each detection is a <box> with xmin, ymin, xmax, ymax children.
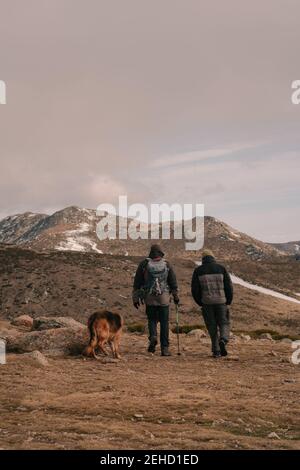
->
<box><xmin>56</xmin><ymin>237</ymin><xmax>86</xmax><ymax>252</ymax></box>
<box><xmin>56</xmin><ymin>223</ymin><xmax>103</xmax><ymax>253</ymax></box>
<box><xmin>66</xmin><ymin>222</ymin><xmax>90</xmax><ymax>234</ymax></box>
<box><xmin>231</xmin><ymin>274</ymin><xmax>300</xmax><ymax>305</ymax></box>
<box><xmin>81</xmin><ymin>208</ymin><xmax>96</xmax><ymax>221</ymax></box>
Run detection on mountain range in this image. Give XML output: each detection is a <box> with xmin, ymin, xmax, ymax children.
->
<box><xmin>0</xmin><ymin>205</ymin><xmax>286</xmax><ymax>261</ymax></box>
<box><xmin>0</xmin><ymin>206</ymin><xmax>299</xmax><ymax>336</ymax></box>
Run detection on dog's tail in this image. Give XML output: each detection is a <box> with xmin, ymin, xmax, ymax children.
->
<box><xmin>83</xmin><ymin>313</ymin><xmax>98</xmax><ymax>358</ymax></box>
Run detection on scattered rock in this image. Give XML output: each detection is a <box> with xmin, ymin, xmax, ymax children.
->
<box><xmin>20</xmin><ymin>350</ymin><xmax>49</xmax><ymax>368</ymax></box>
<box><xmin>187</xmin><ymin>329</ymin><xmax>207</xmax><ymax>338</ymax></box>
<box><xmin>283</xmin><ymin>378</ymin><xmax>296</xmax><ymax>384</ymax></box>
<box><xmin>11</xmin><ymin>315</ymin><xmax>33</xmax><ymax>329</ymax></box>
<box><xmin>268</xmin><ymin>432</ymin><xmax>280</xmax><ymax>440</ymax></box>
<box><xmin>134</xmin><ymin>414</ymin><xmax>144</xmax><ymax>419</ymax></box>
<box><xmin>32</xmin><ymin>316</ymin><xmax>85</xmax><ymax>331</ymax></box>
<box><xmin>280</xmin><ymin>357</ymin><xmax>292</xmax><ymax>364</ymax></box>
<box><xmin>102</xmin><ymin>357</ymin><xmax>120</xmax><ymax>364</ymax></box>
<box><xmin>240</xmin><ymin>334</ymin><xmax>251</xmax><ymax>341</ymax></box>
<box><xmin>259</xmin><ymin>333</ymin><xmax>273</xmax><ymax>341</ymax></box>
<box><xmin>226</xmin><ymin>355</ymin><xmax>240</xmax><ymax>361</ymax></box>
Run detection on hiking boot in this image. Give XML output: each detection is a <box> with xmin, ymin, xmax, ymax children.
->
<box><xmin>148</xmin><ymin>338</ymin><xmax>157</xmax><ymax>354</ymax></box>
<box><xmin>219</xmin><ymin>339</ymin><xmax>228</xmax><ymax>357</ymax></box>
<box><xmin>161</xmin><ymin>347</ymin><xmax>171</xmax><ymax>356</ymax></box>
<box><xmin>212</xmin><ymin>351</ymin><xmax>222</xmax><ymax>358</ymax></box>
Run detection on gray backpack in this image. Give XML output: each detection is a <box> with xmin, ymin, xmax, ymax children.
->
<box><xmin>144</xmin><ymin>258</ymin><xmax>169</xmax><ymax>296</ymax></box>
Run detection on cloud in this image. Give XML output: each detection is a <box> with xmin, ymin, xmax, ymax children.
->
<box><xmin>150</xmin><ymin>142</ymin><xmax>264</xmax><ymax>169</ymax></box>
<box><xmin>85</xmin><ymin>174</ymin><xmax>127</xmax><ymax>205</ymax></box>
<box><xmin>0</xmin><ymin>1</ymin><xmax>299</xmax><ymax>241</ymax></box>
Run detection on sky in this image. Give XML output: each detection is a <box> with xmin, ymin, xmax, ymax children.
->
<box><xmin>0</xmin><ymin>0</ymin><xmax>299</xmax><ymax>242</ymax></box>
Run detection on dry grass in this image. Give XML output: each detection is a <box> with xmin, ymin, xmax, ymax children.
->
<box><xmin>0</xmin><ymin>332</ymin><xmax>299</xmax><ymax>450</ymax></box>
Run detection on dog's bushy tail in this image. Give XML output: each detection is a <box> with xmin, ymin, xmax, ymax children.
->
<box><xmin>83</xmin><ymin>313</ymin><xmax>98</xmax><ymax>357</ymax></box>
<box><xmin>88</xmin><ymin>313</ymin><xmax>97</xmax><ymax>341</ymax></box>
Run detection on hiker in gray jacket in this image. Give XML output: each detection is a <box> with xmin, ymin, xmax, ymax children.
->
<box><xmin>191</xmin><ymin>249</ymin><xmax>233</xmax><ymax>358</ymax></box>
<box><xmin>132</xmin><ymin>244</ymin><xmax>179</xmax><ymax>356</ymax></box>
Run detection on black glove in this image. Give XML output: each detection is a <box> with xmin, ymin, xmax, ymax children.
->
<box><xmin>173</xmin><ymin>293</ymin><xmax>180</xmax><ymax>305</ymax></box>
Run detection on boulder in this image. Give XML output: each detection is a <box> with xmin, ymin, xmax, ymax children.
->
<box><xmin>240</xmin><ymin>334</ymin><xmax>251</xmax><ymax>341</ymax></box>
<box><xmin>280</xmin><ymin>338</ymin><xmax>292</xmax><ymax>344</ymax></box>
<box><xmin>32</xmin><ymin>316</ymin><xmax>85</xmax><ymax>331</ymax></box>
<box><xmin>6</xmin><ymin>326</ymin><xmax>89</xmax><ymax>356</ymax></box>
<box><xmin>187</xmin><ymin>329</ymin><xmax>207</xmax><ymax>338</ymax></box>
<box><xmin>11</xmin><ymin>315</ymin><xmax>33</xmax><ymax>329</ymax></box>
<box><xmin>0</xmin><ymin>321</ymin><xmax>23</xmax><ymax>341</ymax></box>
<box><xmin>20</xmin><ymin>350</ymin><xmax>49</xmax><ymax>368</ymax></box>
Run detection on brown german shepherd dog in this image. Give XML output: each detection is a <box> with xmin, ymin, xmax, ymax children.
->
<box><xmin>83</xmin><ymin>310</ymin><xmax>123</xmax><ymax>359</ymax></box>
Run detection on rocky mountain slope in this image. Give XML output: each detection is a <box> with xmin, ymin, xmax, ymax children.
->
<box><xmin>270</xmin><ymin>241</ymin><xmax>300</xmax><ymax>256</ymax></box>
<box><xmin>0</xmin><ymin>206</ymin><xmax>284</xmax><ymax>263</ymax></box>
<box><xmin>0</xmin><ymin>212</ymin><xmax>47</xmax><ymax>244</ymax></box>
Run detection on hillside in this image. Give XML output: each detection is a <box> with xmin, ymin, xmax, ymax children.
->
<box><xmin>0</xmin><ymin>244</ymin><xmax>299</xmax><ymax>337</ymax></box>
<box><xmin>270</xmin><ymin>241</ymin><xmax>300</xmax><ymax>256</ymax></box>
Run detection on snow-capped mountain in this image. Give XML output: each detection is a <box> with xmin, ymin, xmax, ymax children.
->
<box><xmin>0</xmin><ymin>206</ymin><xmax>284</xmax><ymax>261</ymax></box>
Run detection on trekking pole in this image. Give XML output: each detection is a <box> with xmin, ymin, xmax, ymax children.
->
<box><xmin>175</xmin><ymin>303</ymin><xmax>181</xmax><ymax>356</ymax></box>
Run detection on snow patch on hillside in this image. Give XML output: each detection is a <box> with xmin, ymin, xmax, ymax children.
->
<box><xmin>231</xmin><ymin>274</ymin><xmax>300</xmax><ymax>305</ymax></box>
<box><xmin>56</xmin><ymin>223</ymin><xmax>103</xmax><ymax>254</ymax></box>
<box><xmin>229</xmin><ymin>231</ymin><xmax>241</xmax><ymax>238</ymax></box>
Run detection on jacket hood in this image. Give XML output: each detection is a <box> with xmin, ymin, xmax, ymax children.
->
<box><xmin>202</xmin><ymin>255</ymin><xmax>216</xmax><ymax>264</ymax></box>
<box><xmin>149</xmin><ymin>244</ymin><xmax>165</xmax><ymax>259</ymax></box>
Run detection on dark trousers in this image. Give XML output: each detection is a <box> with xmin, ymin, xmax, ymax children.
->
<box><xmin>201</xmin><ymin>304</ymin><xmax>230</xmax><ymax>354</ymax></box>
<box><xmin>146</xmin><ymin>305</ymin><xmax>169</xmax><ymax>349</ymax></box>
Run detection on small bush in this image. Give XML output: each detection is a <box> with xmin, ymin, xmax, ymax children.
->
<box><xmin>126</xmin><ymin>323</ymin><xmax>146</xmax><ymax>333</ymax></box>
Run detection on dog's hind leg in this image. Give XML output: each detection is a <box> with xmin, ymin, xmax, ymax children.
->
<box><xmin>108</xmin><ymin>339</ymin><xmax>116</xmax><ymax>358</ymax></box>
<box><xmin>98</xmin><ymin>336</ymin><xmax>109</xmax><ymax>356</ymax></box>
<box><xmin>114</xmin><ymin>332</ymin><xmax>122</xmax><ymax>359</ymax></box>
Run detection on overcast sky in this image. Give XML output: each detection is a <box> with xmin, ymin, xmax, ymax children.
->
<box><xmin>0</xmin><ymin>0</ymin><xmax>299</xmax><ymax>242</ymax></box>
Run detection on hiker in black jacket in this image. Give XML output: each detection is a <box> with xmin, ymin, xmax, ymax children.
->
<box><xmin>191</xmin><ymin>249</ymin><xmax>233</xmax><ymax>358</ymax></box>
<box><xmin>132</xmin><ymin>244</ymin><xmax>179</xmax><ymax>356</ymax></box>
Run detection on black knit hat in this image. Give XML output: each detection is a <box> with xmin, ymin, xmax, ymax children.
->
<box><xmin>149</xmin><ymin>244</ymin><xmax>165</xmax><ymax>258</ymax></box>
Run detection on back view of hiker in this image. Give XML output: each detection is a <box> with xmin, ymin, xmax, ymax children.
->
<box><xmin>191</xmin><ymin>249</ymin><xmax>233</xmax><ymax>358</ymax></box>
<box><xmin>132</xmin><ymin>244</ymin><xmax>179</xmax><ymax>356</ymax></box>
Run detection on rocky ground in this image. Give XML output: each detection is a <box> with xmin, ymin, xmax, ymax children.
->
<box><xmin>0</xmin><ymin>327</ymin><xmax>299</xmax><ymax>450</ymax></box>
<box><xmin>1</xmin><ymin>245</ymin><xmax>300</xmax><ymax>338</ymax></box>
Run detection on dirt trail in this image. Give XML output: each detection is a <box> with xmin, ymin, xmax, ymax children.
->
<box><xmin>0</xmin><ymin>333</ymin><xmax>299</xmax><ymax>450</ymax></box>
